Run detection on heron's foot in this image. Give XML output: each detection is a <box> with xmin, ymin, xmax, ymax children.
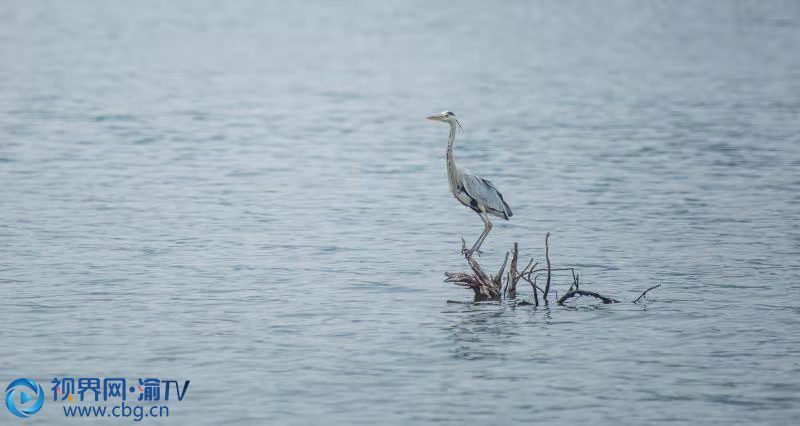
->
<box><xmin>462</xmin><ymin>248</ymin><xmax>483</xmax><ymax>258</ymax></box>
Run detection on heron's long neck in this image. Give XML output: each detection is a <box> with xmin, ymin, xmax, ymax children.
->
<box><xmin>445</xmin><ymin>123</ymin><xmax>460</xmax><ymax>189</ymax></box>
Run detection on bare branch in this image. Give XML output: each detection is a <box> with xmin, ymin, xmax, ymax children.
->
<box><xmin>521</xmin><ymin>273</ymin><xmax>540</xmax><ymax>306</ymax></box>
<box><xmin>496</xmin><ymin>251</ymin><xmax>510</xmax><ymax>288</ymax></box>
<box><xmin>519</xmin><ymin>258</ymin><xmax>535</xmax><ymax>277</ymax></box>
<box><xmin>633</xmin><ymin>284</ymin><xmax>661</xmax><ymax>303</ymax></box>
<box><xmin>506</xmin><ymin>243</ymin><xmax>520</xmax><ymax>298</ymax></box>
<box><xmin>527</xmin><ymin>267</ymin><xmax>575</xmax><ymax>275</ymax></box>
<box><xmin>543</xmin><ymin>233</ymin><xmax>552</xmax><ymax>303</ymax></box>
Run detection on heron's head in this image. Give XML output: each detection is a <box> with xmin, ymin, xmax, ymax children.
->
<box><xmin>427</xmin><ymin>111</ymin><xmax>463</xmax><ymax>131</ymax></box>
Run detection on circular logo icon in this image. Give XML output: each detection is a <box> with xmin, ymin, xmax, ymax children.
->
<box><xmin>5</xmin><ymin>378</ymin><xmax>44</xmax><ymax>418</ymax></box>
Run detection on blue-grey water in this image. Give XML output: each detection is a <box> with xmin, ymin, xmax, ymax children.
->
<box><xmin>2</xmin><ymin>1</ymin><xmax>799</xmax><ymax>424</ymax></box>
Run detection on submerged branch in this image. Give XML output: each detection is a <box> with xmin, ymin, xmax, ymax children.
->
<box><xmin>633</xmin><ymin>284</ymin><xmax>661</xmax><ymax>303</ymax></box>
<box><xmin>557</xmin><ymin>289</ymin><xmax>619</xmax><ymax>305</ymax></box>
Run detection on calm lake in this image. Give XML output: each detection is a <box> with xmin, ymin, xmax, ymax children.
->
<box><xmin>1</xmin><ymin>1</ymin><xmax>799</xmax><ymax>424</ymax></box>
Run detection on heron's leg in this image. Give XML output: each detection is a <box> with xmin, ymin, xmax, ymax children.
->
<box><xmin>464</xmin><ymin>212</ymin><xmax>492</xmax><ymax>257</ymax></box>
<box><xmin>472</xmin><ymin>213</ymin><xmax>493</xmax><ymax>253</ymax></box>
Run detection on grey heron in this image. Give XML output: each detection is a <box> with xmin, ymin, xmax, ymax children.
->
<box><xmin>427</xmin><ymin>111</ymin><xmax>513</xmax><ymax>257</ymax></box>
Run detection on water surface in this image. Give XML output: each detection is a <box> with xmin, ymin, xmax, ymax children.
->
<box><xmin>1</xmin><ymin>1</ymin><xmax>799</xmax><ymax>424</ymax></box>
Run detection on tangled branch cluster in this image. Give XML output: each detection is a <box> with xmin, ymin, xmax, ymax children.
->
<box><xmin>445</xmin><ymin>233</ymin><xmax>660</xmax><ymax>305</ymax></box>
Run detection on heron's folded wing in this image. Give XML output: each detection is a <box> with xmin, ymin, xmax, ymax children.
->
<box><xmin>462</xmin><ymin>172</ymin><xmax>513</xmax><ymax>219</ymax></box>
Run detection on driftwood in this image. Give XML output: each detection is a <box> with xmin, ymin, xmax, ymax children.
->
<box><xmin>444</xmin><ymin>234</ymin><xmax>659</xmax><ymax>305</ymax></box>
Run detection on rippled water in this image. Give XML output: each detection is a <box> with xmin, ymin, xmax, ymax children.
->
<box><xmin>2</xmin><ymin>1</ymin><xmax>799</xmax><ymax>424</ymax></box>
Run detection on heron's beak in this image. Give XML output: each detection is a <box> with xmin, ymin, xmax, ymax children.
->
<box><xmin>427</xmin><ymin>115</ymin><xmax>443</xmax><ymax>121</ymax></box>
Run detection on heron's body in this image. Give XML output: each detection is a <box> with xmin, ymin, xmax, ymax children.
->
<box><xmin>429</xmin><ymin>111</ymin><xmax>512</xmax><ymax>257</ymax></box>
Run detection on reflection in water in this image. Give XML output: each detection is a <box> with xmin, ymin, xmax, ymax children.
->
<box><xmin>445</xmin><ymin>303</ymin><xmax>516</xmax><ymax>361</ymax></box>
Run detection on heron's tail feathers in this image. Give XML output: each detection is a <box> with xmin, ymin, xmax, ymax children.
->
<box><xmin>503</xmin><ymin>200</ymin><xmax>513</xmax><ymax>219</ymax></box>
